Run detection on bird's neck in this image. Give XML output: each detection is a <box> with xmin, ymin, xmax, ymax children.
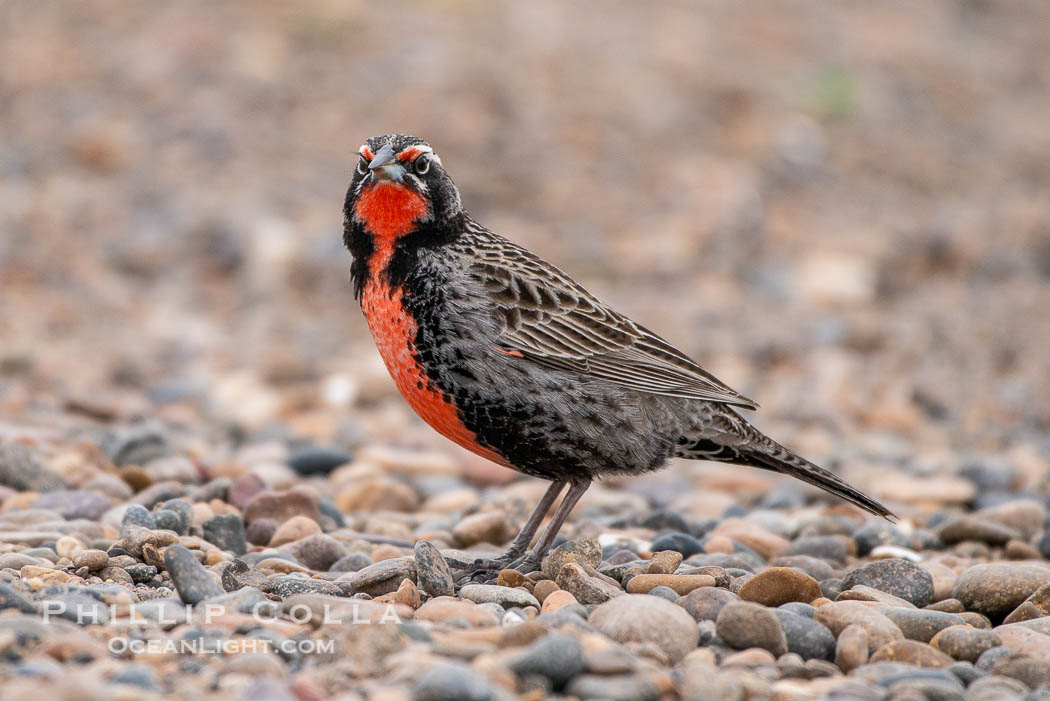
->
<box><xmin>354</xmin><ymin>182</ymin><xmax>429</xmax><ymax>274</ymax></box>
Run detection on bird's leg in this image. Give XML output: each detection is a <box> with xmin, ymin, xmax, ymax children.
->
<box><xmin>454</xmin><ymin>480</ymin><xmax>566</xmax><ymax>582</ymax></box>
<box><xmin>504</xmin><ymin>480</ymin><xmax>591</xmax><ymax>576</ymax></box>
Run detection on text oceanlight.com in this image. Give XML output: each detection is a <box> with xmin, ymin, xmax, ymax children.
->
<box><xmin>108</xmin><ymin>637</ymin><xmax>335</xmax><ymax>655</ymax></box>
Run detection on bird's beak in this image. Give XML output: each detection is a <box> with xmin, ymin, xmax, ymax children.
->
<box><xmin>368</xmin><ymin>144</ymin><xmax>406</xmax><ymax>183</ymax></box>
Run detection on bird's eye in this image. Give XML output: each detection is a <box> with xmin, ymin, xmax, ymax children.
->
<box><xmin>415</xmin><ymin>155</ymin><xmax>430</xmax><ymax>175</ymax></box>
<box><xmin>356</xmin><ymin>157</ymin><xmax>368</xmax><ymax>176</ymax></box>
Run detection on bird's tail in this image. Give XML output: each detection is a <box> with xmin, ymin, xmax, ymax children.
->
<box><xmin>678</xmin><ymin>431</ymin><xmax>896</xmax><ymax>520</ymax></box>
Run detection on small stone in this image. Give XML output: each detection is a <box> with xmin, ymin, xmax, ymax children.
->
<box><xmin>509</xmin><ymin>633</ymin><xmax>585</xmax><ymax>690</ymax></box>
<box><xmin>590</xmin><ymin>594</ymin><xmax>700</xmax><ymax>663</ymax></box>
<box><xmin>541</xmin><ymin>538</ymin><xmax>602</xmax><ymax>579</ymax></box>
<box><xmin>125</xmin><ymin>564</ymin><xmax>157</xmax><ymax>584</ymax></box>
<box><xmin>557</xmin><ymin>562</ymin><xmax>623</xmax><ymax>604</ymax></box>
<box><xmin>263</xmin><ymin>576</ymin><xmax>343</xmax><ymax>598</ymax></box>
<box><xmin>350</xmin><ymin>557</ymin><xmax>416</xmax><ymax>597</ymax></box>
<box><xmin>835</xmin><ymin>624</ymin><xmax>868</xmax><ymax>672</ymax></box>
<box><xmin>992</xmin><ymin>654</ymin><xmax>1050</xmax><ymax>689</ymax></box>
<box><xmin>541</xmin><ymin>590</ymin><xmax>579</xmax><ymax>613</ymax></box>
<box><xmin>952</xmin><ymin>563</ymin><xmax>1050</xmax><ymax>618</ymax></box>
<box><xmin>565</xmin><ymin>674</ymin><xmax>660</xmax><ymax>701</ymax></box>
<box><xmin>770</xmin><ymin>555</ymin><xmax>835</xmax><ymax>582</ymax></box>
<box><xmin>335</xmin><ymin>476</ymin><xmax>419</xmax><ymax>513</ymax></box>
<box><xmin>281</xmin><ymin>534</ymin><xmax>347</xmax><ymax>571</ymax></box>
<box><xmin>330</xmin><ymin>552</ymin><xmax>373</xmax><ymax>573</ymax></box>
<box><xmin>677</xmin><ymin>585</ymin><xmax>738</xmax><ymax>622</ymax></box>
<box><xmin>973</xmin><ymin>499</ymin><xmax>1046</xmax><ymax>540</ymax></box>
<box><xmin>625</xmin><ymin>574</ymin><xmax>715</xmax><ymax>595</ymax></box>
<box><xmin>268</xmin><ymin>514</ymin><xmax>322</xmax><ymax>546</ymax></box>
<box><xmin>414</xmin><ymin>662</ymin><xmax>496</xmax><ymax>701</ymax></box>
<box><xmin>837</xmin><ymin>584</ymin><xmax>915</xmax><ymax>608</ymax></box>
<box><xmin>287</xmin><ymin>446</ymin><xmax>351</xmax><ymax>476</ymax></box>
<box><xmin>496</xmin><ymin>569</ymin><xmax>526</xmax><ymax>588</ymax></box>
<box><xmin>245</xmin><ymin>518</ymin><xmax>278</xmax><ymax>546</ymax></box>
<box><xmin>394</xmin><ymin>578</ymin><xmax>421</xmax><ymax>609</ymax></box>
<box><xmin>869</xmin><ymin>640</ymin><xmax>954</xmax><ymax>667</ymax></box>
<box><xmin>646</xmin><ymin>550</ymin><xmax>683</xmax><ymax>574</ymax></box>
<box><xmin>650</xmin><ymin>532</ymin><xmax>704</xmax><ymax>558</ymax></box>
<box><xmin>120</xmin><ymin>504</ymin><xmax>156</xmax><ymax>536</ymax></box>
<box><xmin>414</xmin><ymin>541</ymin><xmax>454</xmax><ymax>598</ymax></box>
<box><xmin>995</xmin><ymin>625</ymin><xmax>1050</xmax><ymax>659</ymax></box>
<box><xmin>0</xmin><ymin>582</ymin><xmax>37</xmax><ymax>613</ymax></box>
<box><xmin>784</xmin><ymin>536</ymin><xmax>850</xmax><ymax>564</ymax></box>
<box><xmin>738</xmin><ymin>567</ymin><xmax>822</xmax><ymax>607</ymax></box>
<box><xmin>451</xmin><ymin>511</ymin><xmax>512</xmax><ymax>547</ymax></box>
<box><xmin>201</xmin><ymin>514</ymin><xmax>247</xmax><ymax>555</ymax></box>
<box><xmin>930</xmin><ymin>625</ymin><xmax>1002</xmax><ymax>662</ymax></box>
<box><xmin>459</xmin><ymin>584</ymin><xmax>540</xmax><ymax>609</ymax></box>
<box><xmin>774</xmin><ymin>609</ymin><xmax>836</xmax><ymax>661</ymax></box>
<box><xmin>716</xmin><ymin>601</ymin><xmax>788</xmax><ymax>656</ymax></box>
<box><xmin>243</xmin><ymin>486</ymin><xmax>320</xmax><ymax>526</ymax></box>
<box><xmin>32</xmin><ymin>490</ymin><xmax>112</xmax><ymax>520</ymax></box>
<box><xmin>814</xmin><ymin>601</ymin><xmax>904</xmax><ymax>650</ymax></box>
<box><xmin>416</xmin><ymin>597</ymin><xmax>500</xmax><ymax>627</ymax></box>
<box><xmin>71</xmin><ymin>549</ymin><xmax>109</xmax><ymax>571</ymax></box>
<box><xmin>877</xmin><ymin>607</ymin><xmax>966</xmax><ymax>643</ymax></box>
<box><xmin>164</xmin><ymin>544</ymin><xmax>223</xmax><ymax>604</ymax></box>
<box><xmin>0</xmin><ymin>442</ymin><xmax>64</xmax><ymax>491</ymax></box>
<box><xmin>533</xmin><ymin>579</ymin><xmax>559</xmax><ymax>603</ymax></box>
<box><xmin>228</xmin><ymin>473</ymin><xmax>265</xmax><ymax>510</ymax></box>
<box><xmin>152</xmin><ymin>509</ymin><xmax>183</xmax><ymax>534</ymax></box>
<box><xmin>937</xmin><ymin>516</ymin><xmax>1021</xmax><ymax>546</ymax></box>
<box><xmin>840</xmin><ymin>558</ymin><xmax>934</xmax><ymax>608</ymax></box>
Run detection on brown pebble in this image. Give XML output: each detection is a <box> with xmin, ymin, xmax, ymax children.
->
<box><xmin>394</xmin><ymin>578</ymin><xmax>421</xmax><ymax>609</ymax></box>
<box><xmin>930</xmin><ymin>625</ymin><xmax>1001</xmax><ymax>662</ymax></box>
<box><xmin>926</xmin><ymin>598</ymin><xmax>965</xmax><ymax>613</ymax></box>
<box><xmin>869</xmin><ymin>640</ymin><xmax>954</xmax><ymax>668</ymax></box>
<box><xmin>646</xmin><ymin>550</ymin><xmax>683</xmax><ymax>574</ymax></box>
<box><xmin>497</xmin><ymin>569</ymin><xmax>526</xmax><ymax>588</ymax></box>
<box><xmin>837</xmin><ymin>585</ymin><xmax>915</xmax><ymax>608</ymax></box>
<box><xmin>958</xmin><ymin>612</ymin><xmax>992</xmax><ymax>629</ymax></box>
<box><xmin>532</xmin><ymin>579</ymin><xmax>559</xmax><ymax>603</ymax></box>
<box><xmin>541</xmin><ymin>590</ymin><xmax>579</xmax><ymax>613</ymax></box>
<box><xmin>1005</xmin><ymin>540</ymin><xmax>1041</xmax><ymax>560</ymax></box>
<box><xmin>737</xmin><ymin>567</ymin><xmax>822</xmax><ymax>607</ymax></box>
<box><xmin>71</xmin><ymin>549</ymin><xmax>109</xmax><ymax>571</ymax></box>
<box><xmin>268</xmin><ymin>515</ymin><xmax>321</xmax><ymax>547</ymax></box>
<box><xmin>626</xmin><ymin>574</ymin><xmax>715</xmax><ymax>595</ymax></box>
<box><xmin>835</xmin><ymin>624</ymin><xmax>869</xmax><ymax>672</ymax></box>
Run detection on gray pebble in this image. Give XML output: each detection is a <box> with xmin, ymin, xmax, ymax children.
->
<box><xmin>414</xmin><ymin>662</ymin><xmax>495</xmax><ymax>701</ymax></box>
<box><xmin>164</xmin><ymin>544</ymin><xmax>223</xmax><ymax>604</ymax></box>
<box><xmin>509</xmin><ymin>633</ymin><xmax>584</xmax><ymax>689</ymax></box>
<box><xmin>202</xmin><ymin>513</ymin><xmax>247</xmax><ymax>555</ymax></box>
<box><xmin>413</xmin><ymin>541</ymin><xmax>454</xmax><ymax>598</ymax></box>
<box><xmin>774</xmin><ymin>609</ymin><xmax>835</xmax><ymax>661</ymax></box>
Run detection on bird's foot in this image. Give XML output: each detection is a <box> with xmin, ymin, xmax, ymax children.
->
<box><xmin>451</xmin><ymin>551</ymin><xmax>524</xmax><ymax>586</ymax></box>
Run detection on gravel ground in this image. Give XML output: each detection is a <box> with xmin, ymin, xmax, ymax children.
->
<box><xmin>2</xmin><ymin>1</ymin><xmax>1050</xmax><ymax>700</ymax></box>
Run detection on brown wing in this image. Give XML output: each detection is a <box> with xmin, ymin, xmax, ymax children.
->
<box><xmin>463</xmin><ymin>224</ymin><xmax>758</xmax><ymax>410</ymax></box>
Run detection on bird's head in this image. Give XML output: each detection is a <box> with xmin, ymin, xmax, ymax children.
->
<box><xmin>344</xmin><ymin>134</ymin><xmax>462</xmax><ymax>246</ymax></box>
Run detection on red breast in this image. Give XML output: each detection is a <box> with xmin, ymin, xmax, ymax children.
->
<box><xmin>355</xmin><ymin>183</ymin><xmax>509</xmax><ymax>467</ymax></box>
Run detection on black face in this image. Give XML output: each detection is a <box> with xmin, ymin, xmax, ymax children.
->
<box><xmin>343</xmin><ymin>134</ymin><xmax>463</xmax><ymax>228</ymax></box>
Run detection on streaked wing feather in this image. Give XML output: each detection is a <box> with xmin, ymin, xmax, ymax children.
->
<box><xmin>464</xmin><ymin>223</ymin><xmax>758</xmax><ymax>410</ymax></box>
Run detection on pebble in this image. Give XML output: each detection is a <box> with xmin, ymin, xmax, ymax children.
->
<box><xmin>650</xmin><ymin>532</ymin><xmax>704</xmax><ymax>558</ymax></box>
<box><xmin>737</xmin><ymin>567</ymin><xmax>822</xmax><ymax>607</ymax></box>
<box><xmin>532</xmin><ymin>579</ymin><xmax>559</xmax><ymax>603</ymax></box>
<box><xmin>451</xmin><ymin>511</ymin><xmax>512</xmax><ymax>547</ymax></box>
<box><xmin>930</xmin><ymin>626</ymin><xmax>1002</xmax><ymax>662</ymax></box>
<box><xmin>770</xmin><ymin>555</ymin><xmax>835</xmax><ymax>581</ymax></box>
<box><xmin>541</xmin><ymin>589</ymin><xmax>579</xmax><ymax>613</ymax></box>
<box><xmin>835</xmin><ymin>624</ymin><xmax>869</xmax><ymax>672</ymax></box>
<box><xmin>869</xmin><ymin>639</ymin><xmax>954</xmax><ymax>667</ymax></box>
<box><xmin>952</xmin><ymin>563</ymin><xmax>1050</xmax><ymax>618</ymax></box>
<box><xmin>280</xmin><ymin>534</ymin><xmax>347</xmax><ymax>571</ymax></box>
<box><xmin>877</xmin><ymin>607</ymin><xmax>966</xmax><ymax>643</ymax></box>
<box><xmin>590</xmin><ymin>594</ymin><xmax>700</xmax><ymax>663</ymax></box>
<box><xmin>841</xmin><ymin>558</ymin><xmax>934</xmax><ymax>608</ymax></box>
<box><xmin>414</xmin><ymin>541</ymin><xmax>455</xmax><ymax>598</ymax></box>
<box><xmin>837</xmin><ymin>584</ymin><xmax>916</xmax><ymax>608</ymax></box>
<box><xmin>0</xmin><ymin>553</ymin><xmax>49</xmax><ymax>570</ymax></box>
<box><xmin>936</xmin><ymin>516</ymin><xmax>1020</xmax><ymax>545</ymax></box>
<box><xmin>646</xmin><ymin>549</ymin><xmax>683</xmax><ymax>574</ymax></box>
<box><xmin>565</xmin><ymin>673</ymin><xmax>661</xmax><ymax>701</ymax></box>
<box><xmin>152</xmin><ymin>509</ymin><xmax>184</xmax><ymax>534</ymax></box>
<box><xmin>119</xmin><ymin>504</ymin><xmax>156</xmax><ymax>536</ymax></box>
<box><xmin>541</xmin><ymin>538</ymin><xmax>602</xmax><ymax>579</ymax></box>
<box><xmin>245</xmin><ymin>518</ymin><xmax>278</xmax><ymax>546</ymax></box>
<box><xmin>416</xmin><ymin>597</ymin><xmax>501</xmax><ymax>627</ymax></box>
<box><xmin>243</xmin><ymin>487</ymin><xmax>321</xmax><ymax>526</ymax></box>
<box><xmin>413</xmin><ymin>662</ymin><xmax>497</xmax><ymax>701</ymax></box>
<box><xmin>32</xmin><ymin>490</ymin><xmax>112</xmax><ymax>521</ymax></box>
<box><xmin>774</xmin><ymin>609</ymin><xmax>836</xmax><ymax>661</ymax></box>
<box><xmin>330</xmin><ymin>552</ymin><xmax>373</xmax><ymax>573</ymax></box>
<box><xmin>715</xmin><ymin>601</ymin><xmax>789</xmax><ymax>656</ymax></box>
<box><xmin>164</xmin><ymin>544</ymin><xmax>223</xmax><ymax>604</ymax></box>
<box><xmin>71</xmin><ymin>549</ymin><xmax>109</xmax><ymax>571</ymax></box>
<box><xmin>973</xmin><ymin>499</ymin><xmax>1046</xmax><ymax>540</ymax></box>
<box><xmin>625</xmin><ymin>574</ymin><xmax>715</xmax><ymax>595</ymax></box>
<box><xmin>348</xmin><ymin>557</ymin><xmax>416</xmax><ymax>597</ymax></box>
<box><xmin>508</xmin><ymin>633</ymin><xmax>585</xmax><ymax>689</ymax></box>
<box><xmin>677</xmin><ymin>585</ymin><xmax>739</xmax><ymax>622</ymax></box>
<box><xmin>992</xmin><ymin>654</ymin><xmax>1050</xmax><ymax>689</ymax></box>
<box><xmin>557</xmin><ymin>563</ymin><xmax>623</xmax><ymax>604</ymax></box>
<box><xmin>268</xmin><ymin>514</ymin><xmax>321</xmax><ymax>546</ymax></box>
<box><xmin>0</xmin><ymin>581</ymin><xmax>37</xmax><ymax>613</ymax></box>
<box><xmin>201</xmin><ymin>513</ymin><xmax>247</xmax><ymax>555</ymax></box>
<box><xmin>784</xmin><ymin>536</ymin><xmax>850</xmax><ymax>564</ymax></box>
<box><xmin>459</xmin><ymin>584</ymin><xmax>540</xmax><ymax>609</ymax></box>
<box><xmin>287</xmin><ymin>446</ymin><xmax>351</xmax><ymax>475</ymax></box>
<box><xmin>814</xmin><ymin>601</ymin><xmax>905</xmax><ymax>650</ymax></box>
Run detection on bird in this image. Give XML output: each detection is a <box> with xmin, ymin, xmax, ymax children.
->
<box><xmin>342</xmin><ymin>134</ymin><xmax>894</xmax><ymax>580</ymax></box>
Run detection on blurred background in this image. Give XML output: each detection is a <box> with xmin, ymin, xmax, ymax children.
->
<box><xmin>2</xmin><ymin>0</ymin><xmax>1048</xmax><ymax>502</ymax></box>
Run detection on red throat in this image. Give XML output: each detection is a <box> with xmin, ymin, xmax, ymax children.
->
<box><xmin>355</xmin><ymin>182</ymin><xmax>428</xmax><ymax>268</ymax></box>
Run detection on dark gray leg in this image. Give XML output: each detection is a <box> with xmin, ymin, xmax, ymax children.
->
<box><xmin>508</xmin><ymin>479</ymin><xmax>591</xmax><ymax>574</ymax></box>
